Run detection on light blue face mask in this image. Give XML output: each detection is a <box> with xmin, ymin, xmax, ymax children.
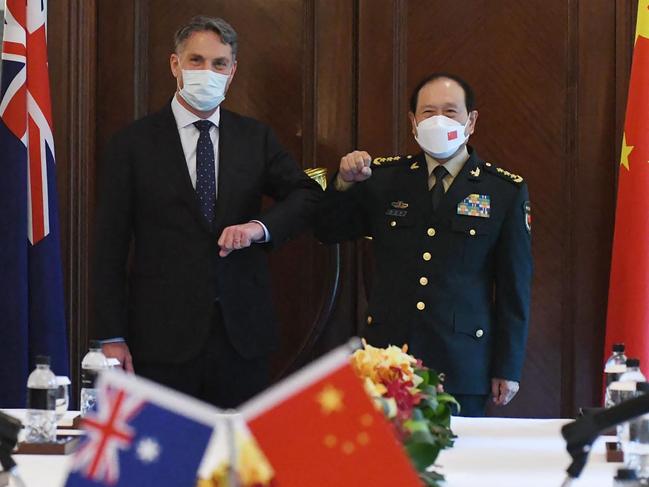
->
<box><xmin>178</xmin><ymin>69</ymin><xmax>230</xmax><ymax>111</ymax></box>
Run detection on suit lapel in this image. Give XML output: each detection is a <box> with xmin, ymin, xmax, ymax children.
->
<box><xmin>213</xmin><ymin>109</ymin><xmax>236</xmax><ymax>233</ymax></box>
<box><xmin>153</xmin><ymin>103</ymin><xmax>213</xmax><ymax>233</ymax></box>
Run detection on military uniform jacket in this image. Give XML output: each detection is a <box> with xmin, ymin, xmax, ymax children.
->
<box><xmin>316</xmin><ymin>147</ymin><xmax>532</xmax><ymax>394</ymax></box>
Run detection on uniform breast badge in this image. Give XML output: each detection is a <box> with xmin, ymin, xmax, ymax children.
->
<box><xmin>457</xmin><ymin>194</ymin><xmax>491</xmax><ymax>218</ymax></box>
<box><xmin>386</xmin><ymin>200</ymin><xmax>409</xmax><ymax>217</ymax></box>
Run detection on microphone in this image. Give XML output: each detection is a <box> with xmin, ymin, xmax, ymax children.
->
<box><xmin>0</xmin><ymin>411</ymin><xmax>21</xmax><ymax>472</ymax></box>
<box><xmin>561</xmin><ymin>392</ymin><xmax>649</xmax><ymax>479</ymax></box>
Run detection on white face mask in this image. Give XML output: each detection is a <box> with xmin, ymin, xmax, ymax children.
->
<box><xmin>178</xmin><ymin>69</ymin><xmax>229</xmax><ymax>111</ymax></box>
<box><xmin>415</xmin><ymin>115</ymin><xmax>471</xmax><ymax>159</ymax></box>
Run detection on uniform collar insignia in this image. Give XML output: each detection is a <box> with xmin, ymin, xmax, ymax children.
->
<box><xmin>391</xmin><ymin>200</ymin><xmax>409</xmax><ymax>209</ymax></box>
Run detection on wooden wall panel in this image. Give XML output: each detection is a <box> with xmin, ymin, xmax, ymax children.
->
<box><xmin>48</xmin><ymin>0</ymin><xmax>96</xmax><ymax>402</ymax></box>
<box><xmin>47</xmin><ymin>0</ymin><xmax>635</xmax><ymax>416</ymax></box>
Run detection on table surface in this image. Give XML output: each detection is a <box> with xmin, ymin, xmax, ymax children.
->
<box><xmin>437</xmin><ymin>417</ymin><xmax>617</xmax><ymax>487</ymax></box>
<box><xmin>2</xmin><ymin>411</ymin><xmax>619</xmax><ymax>486</ymax></box>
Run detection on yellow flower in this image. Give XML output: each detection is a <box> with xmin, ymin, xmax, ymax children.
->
<box><xmin>351</xmin><ymin>341</ymin><xmax>419</xmax><ymax>389</ymax></box>
<box><xmin>363</xmin><ymin>377</ymin><xmax>387</xmax><ymax>397</ymax></box>
<box><xmin>237</xmin><ymin>436</ymin><xmax>275</xmax><ymax>486</ymax></box>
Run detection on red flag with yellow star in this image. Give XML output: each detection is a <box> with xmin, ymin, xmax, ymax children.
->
<box><xmin>240</xmin><ymin>343</ymin><xmax>421</xmax><ymax>486</ymax></box>
<box><xmin>605</xmin><ymin>0</ymin><xmax>649</xmax><ymax>374</ymax></box>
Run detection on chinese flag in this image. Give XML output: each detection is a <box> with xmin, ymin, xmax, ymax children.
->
<box><xmin>240</xmin><ymin>344</ymin><xmax>422</xmax><ymax>486</ymax></box>
<box><xmin>605</xmin><ymin>0</ymin><xmax>649</xmax><ymax>374</ymax></box>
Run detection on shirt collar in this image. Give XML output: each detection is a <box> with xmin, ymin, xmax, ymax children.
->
<box><xmin>171</xmin><ymin>94</ymin><xmax>221</xmax><ymax>130</ymax></box>
<box><xmin>425</xmin><ymin>146</ymin><xmax>469</xmax><ymax>178</ymax></box>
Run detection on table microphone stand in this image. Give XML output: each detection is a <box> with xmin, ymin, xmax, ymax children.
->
<box><xmin>560</xmin><ymin>393</ymin><xmax>649</xmax><ymax>485</ymax></box>
<box><xmin>0</xmin><ymin>412</ymin><xmax>26</xmax><ymax>487</ymax></box>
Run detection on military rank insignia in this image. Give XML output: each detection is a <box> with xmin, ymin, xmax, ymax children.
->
<box><xmin>386</xmin><ymin>201</ymin><xmax>409</xmax><ymax>217</ymax></box>
<box><xmin>524</xmin><ymin>201</ymin><xmax>531</xmax><ymax>234</ymax></box>
<box><xmin>457</xmin><ymin>194</ymin><xmax>491</xmax><ymax>218</ymax></box>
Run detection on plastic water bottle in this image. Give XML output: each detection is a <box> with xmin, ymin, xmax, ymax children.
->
<box><xmin>609</xmin><ymin>359</ymin><xmax>646</xmax><ymax>408</ymax></box>
<box><xmin>80</xmin><ymin>340</ymin><xmax>109</xmax><ymax>417</ymax></box>
<box><xmin>622</xmin><ymin>382</ymin><xmax>649</xmax><ymax>479</ymax></box>
<box><xmin>605</xmin><ymin>343</ymin><xmax>627</xmax><ymax>407</ymax></box>
<box><xmin>612</xmin><ymin>359</ymin><xmax>647</xmax><ymax>442</ymax></box>
<box><xmin>25</xmin><ymin>355</ymin><xmax>57</xmax><ymax>443</ymax></box>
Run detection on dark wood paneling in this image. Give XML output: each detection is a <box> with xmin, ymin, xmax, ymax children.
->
<box><xmin>48</xmin><ymin>0</ymin><xmax>97</xmax><ymax>402</ymax></box>
<box><xmin>571</xmin><ymin>0</ymin><xmax>619</xmax><ymax>417</ymax></box>
<box><xmin>47</xmin><ymin>0</ymin><xmax>636</xmax><ymax>416</ymax></box>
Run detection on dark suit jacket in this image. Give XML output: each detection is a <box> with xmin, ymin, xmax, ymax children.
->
<box><xmin>93</xmin><ymin>103</ymin><xmax>322</xmax><ymax>363</ymax></box>
<box><xmin>315</xmin><ymin>148</ymin><xmax>532</xmax><ymax>395</ymax></box>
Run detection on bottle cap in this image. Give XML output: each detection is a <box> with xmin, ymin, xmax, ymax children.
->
<box><xmin>615</xmin><ymin>468</ymin><xmax>638</xmax><ymax>480</ymax></box>
<box><xmin>626</xmin><ymin>358</ymin><xmax>640</xmax><ymax>368</ymax></box>
<box><xmin>613</xmin><ymin>343</ymin><xmax>625</xmax><ymax>352</ymax></box>
<box><xmin>636</xmin><ymin>382</ymin><xmax>649</xmax><ymax>393</ymax></box>
<box><xmin>89</xmin><ymin>339</ymin><xmax>102</xmax><ymax>349</ymax></box>
<box><xmin>35</xmin><ymin>355</ymin><xmax>50</xmax><ymax>366</ymax></box>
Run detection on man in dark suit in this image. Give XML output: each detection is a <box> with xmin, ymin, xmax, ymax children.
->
<box><xmin>93</xmin><ymin>16</ymin><xmax>321</xmax><ymax>407</ymax></box>
<box><xmin>316</xmin><ymin>73</ymin><xmax>532</xmax><ymax>416</ymax></box>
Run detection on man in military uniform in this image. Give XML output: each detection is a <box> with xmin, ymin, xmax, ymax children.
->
<box><xmin>316</xmin><ymin>73</ymin><xmax>532</xmax><ymax>416</ymax></box>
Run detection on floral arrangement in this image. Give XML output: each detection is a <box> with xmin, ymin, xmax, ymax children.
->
<box><xmin>350</xmin><ymin>340</ymin><xmax>458</xmax><ymax>486</ymax></box>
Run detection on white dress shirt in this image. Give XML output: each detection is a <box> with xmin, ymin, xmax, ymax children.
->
<box><xmin>425</xmin><ymin>146</ymin><xmax>470</xmax><ymax>191</ymax></box>
<box><xmin>171</xmin><ymin>94</ymin><xmax>221</xmax><ymax>194</ymax></box>
<box><xmin>170</xmin><ymin>94</ymin><xmax>269</xmax><ymax>241</ymax></box>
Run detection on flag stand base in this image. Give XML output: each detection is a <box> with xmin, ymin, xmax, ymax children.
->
<box><xmin>14</xmin><ymin>435</ymin><xmax>80</xmax><ymax>455</ymax></box>
<box><xmin>606</xmin><ymin>441</ymin><xmax>624</xmax><ymax>463</ymax></box>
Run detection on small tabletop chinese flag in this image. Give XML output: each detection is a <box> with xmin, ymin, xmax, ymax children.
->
<box><xmin>240</xmin><ymin>343</ymin><xmax>422</xmax><ymax>486</ymax></box>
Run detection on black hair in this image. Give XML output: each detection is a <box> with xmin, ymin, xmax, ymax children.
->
<box><xmin>409</xmin><ymin>72</ymin><xmax>476</xmax><ymax>113</ymax></box>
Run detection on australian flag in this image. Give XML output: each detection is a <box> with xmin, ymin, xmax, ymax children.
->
<box><xmin>65</xmin><ymin>370</ymin><xmax>219</xmax><ymax>486</ymax></box>
<box><xmin>0</xmin><ymin>0</ymin><xmax>69</xmax><ymax>407</ymax></box>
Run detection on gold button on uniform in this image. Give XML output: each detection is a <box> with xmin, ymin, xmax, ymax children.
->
<box><xmin>423</xmin><ymin>252</ymin><xmax>431</xmax><ymax>261</ymax></box>
<box><xmin>427</xmin><ymin>228</ymin><xmax>436</xmax><ymax>237</ymax></box>
<box><xmin>469</xmin><ymin>229</ymin><xmax>477</xmax><ymax>236</ymax></box>
<box><xmin>416</xmin><ymin>301</ymin><xmax>425</xmax><ymax>310</ymax></box>
<box><xmin>390</xmin><ymin>220</ymin><xmax>396</xmax><ymax>227</ymax></box>
<box><xmin>367</xmin><ymin>315</ymin><xmax>373</xmax><ymax>325</ymax></box>
<box><xmin>419</xmin><ymin>277</ymin><xmax>428</xmax><ymax>286</ymax></box>
<box><xmin>475</xmin><ymin>329</ymin><xmax>484</xmax><ymax>338</ymax></box>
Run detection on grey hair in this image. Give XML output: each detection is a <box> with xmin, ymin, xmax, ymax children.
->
<box><xmin>174</xmin><ymin>16</ymin><xmax>238</xmax><ymax>60</ymax></box>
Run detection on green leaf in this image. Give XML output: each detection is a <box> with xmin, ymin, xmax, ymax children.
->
<box><xmin>416</xmin><ymin>368</ymin><xmax>430</xmax><ymax>385</ymax></box>
<box><xmin>407</xmin><ymin>429</ymin><xmax>437</xmax><ymax>447</ymax></box>
<box><xmin>419</xmin><ymin>470</ymin><xmax>445</xmax><ymax>487</ymax></box>
<box><xmin>406</xmin><ymin>441</ymin><xmax>441</xmax><ymax>471</ymax></box>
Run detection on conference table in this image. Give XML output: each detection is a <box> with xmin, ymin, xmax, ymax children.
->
<box><xmin>3</xmin><ymin>411</ymin><xmax>619</xmax><ymax>486</ymax></box>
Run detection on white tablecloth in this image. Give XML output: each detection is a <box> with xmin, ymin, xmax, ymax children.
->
<box><xmin>3</xmin><ymin>412</ymin><xmax>620</xmax><ymax>486</ymax></box>
<box><xmin>437</xmin><ymin>417</ymin><xmax>617</xmax><ymax>486</ymax></box>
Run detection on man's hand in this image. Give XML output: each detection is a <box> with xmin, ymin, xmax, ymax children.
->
<box><xmin>218</xmin><ymin>222</ymin><xmax>265</xmax><ymax>257</ymax></box>
<box><xmin>491</xmin><ymin>378</ymin><xmax>520</xmax><ymax>406</ymax></box>
<box><xmin>102</xmin><ymin>342</ymin><xmax>134</xmax><ymax>373</ymax></box>
<box><xmin>339</xmin><ymin>151</ymin><xmax>373</xmax><ymax>183</ymax></box>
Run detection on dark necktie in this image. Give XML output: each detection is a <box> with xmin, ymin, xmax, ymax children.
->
<box><xmin>431</xmin><ymin>165</ymin><xmax>449</xmax><ymax>211</ymax></box>
<box><xmin>194</xmin><ymin>120</ymin><xmax>216</xmax><ymax>223</ymax></box>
